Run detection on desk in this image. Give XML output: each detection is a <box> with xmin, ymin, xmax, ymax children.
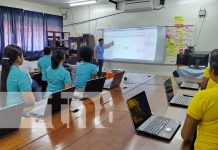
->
<box><xmin>1</xmin><ymin>74</ymin><xmax>195</xmax><ymax>150</ymax></box>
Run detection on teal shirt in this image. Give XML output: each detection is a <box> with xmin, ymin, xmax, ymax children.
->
<box><xmin>6</xmin><ymin>66</ymin><xmax>31</xmax><ymax>106</ymax></box>
<box><xmin>38</xmin><ymin>55</ymin><xmax>51</xmax><ymax>81</ymax></box>
<box><xmin>75</xmin><ymin>62</ymin><xmax>97</xmax><ymax>89</ymax></box>
<box><xmin>46</xmin><ymin>65</ymin><xmax>72</xmax><ymax>93</ymax></box>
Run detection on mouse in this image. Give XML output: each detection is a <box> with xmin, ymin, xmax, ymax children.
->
<box><xmin>23</xmin><ymin>111</ymin><xmax>32</xmax><ymax>118</ymax></box>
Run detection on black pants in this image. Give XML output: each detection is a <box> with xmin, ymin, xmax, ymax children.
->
<box><xmin>97</xmin><ymin>59</ymin><xmax>104</xmax><ymax>77</ymax></box>
<box><xmin>41</xmin><ymin>80</ymin><xmax>48</xmax><ymax>92</ymax></box>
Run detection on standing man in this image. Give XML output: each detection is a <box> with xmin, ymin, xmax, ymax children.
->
<box><xmin>94</xmin><ymin>38</ymin><xmax>113</xmax><ymax>77</ymax></box>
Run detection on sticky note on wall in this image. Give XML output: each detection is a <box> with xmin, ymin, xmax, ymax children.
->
<box><xmin>175</xmin><ymin>16</ymin><xmax>185</xmax><ymax>27</ymax></box>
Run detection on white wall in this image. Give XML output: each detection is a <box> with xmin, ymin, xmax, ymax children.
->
<box><xmin>0</xmin><ymin>0</ymin><xmax>61</xmax><ymax>15</ymax></box>
<box><xmin>63</xmin><ymin>0</ymin><xmax>218</xmax><ymax>75</ymax></box>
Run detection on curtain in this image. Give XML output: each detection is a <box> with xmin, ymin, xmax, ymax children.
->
<box><xmin>0</xmin><ymin>6</ymin><xmax>23</xmax><ymax>56</ymax></box>
<box><xmin>23</xmin><ymin>10</ymin><xmax>44</xmax><ymax>56</ymax></box>
<box><xmin>0</xmin><ymin>8</ymin><xmax>4</xmax><ymax>56</ymax></box>
<box><xmin>43</xmin><ymin>14</ymin><xmax>63</xmax><ymax>47</ymax></box>
<box><xmin>0</xmin><ymin>6</ymin><xmax>63</xmax><ymax>57</ymax></box>
<box><xmin>44</xmin><ymin>14</ymin><xmax>63</xmax><ymax>32</ymax></box>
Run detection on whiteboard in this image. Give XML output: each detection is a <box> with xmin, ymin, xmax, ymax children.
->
<box><xmin>103</xmin><ymin>26</ymin><xmax>166</xmax><ymax>64</ymax></box>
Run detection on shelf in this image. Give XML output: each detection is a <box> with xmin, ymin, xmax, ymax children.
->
<box><xmin>47</xmin><ymin>31</ymin><xmax>70</xmax><ymax>48</ymax></box>
<box><xmin>47</xmin><ymin>31</ymin><xmax>70</xmax><ymax>34</ymax></box>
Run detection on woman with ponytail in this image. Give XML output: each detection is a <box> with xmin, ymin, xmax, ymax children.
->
<box><xmin>1</xmin><ymin>45</ymin><xmax>35</xmax><ymax>107</ymax></box>
<box><xmin>181</xmin><ymin>49</ymin><xmax>218</xmax><ymax>150</ymax></box>
<box><xmin>46</xmin><ymin>50</ymin><xmax>72</xmax><ymax>93</ymax></box>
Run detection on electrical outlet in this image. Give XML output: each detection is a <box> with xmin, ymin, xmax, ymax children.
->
<box><xmin>199</xmin><ymin>9</ymin><xmax>206</xmax><ymax>18</ymax></box>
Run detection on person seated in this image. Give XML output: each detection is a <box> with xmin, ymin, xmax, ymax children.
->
<box><xmin>19</xmin><ymin>58</ymin><xmax>42</xmax><ymax>101</ymax></box>
<box><xmin>37</xmin><ymin>47</ymin><xmax>52</xmax><ymax>92</ymax></box>
<box><xmin>201</xmin><ymin>49</ymin><xmax>218</xmax><ymax>90</ymax></box>
<box><xmin>181</xmin><ymin>49</ymin><xmax>218</xmax><ymax>150</ymax></box>
<box><xmin>75</xmin><ymin>46</ymin><xmax>97</xmax><ymax>89</ymax></box>
<box><xmin>46</xmin><ymin>50</ymin><xmax>72</xmax><ymax>93</ymax></box>
<box><xmin>1</xmin><ymin>45</ymin><xmax>35</xmax><ymax>107</ymax></box>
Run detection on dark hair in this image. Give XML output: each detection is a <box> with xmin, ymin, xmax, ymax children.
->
<box><xmin>1</xmin><ymin>45</ymin><xmax>23</xmax><ymax>92</ymax></box>
<box><xmin>210</xmin><ymin>49</ymin><xmax>218</xmax><ymax>75</ymax></box>
<box><xmin>51</xmin><ymin>50</ymin><xmax>65</xmax><ymax>69</ymax></box>
<box><xmin>98</xmin><ymin>38</ymin><xmax>104</xmax><ymax>42</ymax></box>
<box><xmin>43</xmin><ymin>47</ymin><xmax>52</xmax><ymax>55</ymax></box>
<box><xmin>79</xmin><ymin>46</ymin><xmax>93</xmax><ymax>62</ymax></box>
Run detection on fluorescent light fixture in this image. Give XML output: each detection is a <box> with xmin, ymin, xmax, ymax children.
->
<box><xmin>179</xmin><ymin>0</ymin><xmax>195</xmax><ymax>4</ymax></box>
<box><xmin>69</xmin><ymin>0</ymin><xmax>97</xmax><ymax>7</ymax></box>
<box><xmin>68</xmin><ymin>0</ymin><xmax>87</xmax><ymax>3</ymax></box>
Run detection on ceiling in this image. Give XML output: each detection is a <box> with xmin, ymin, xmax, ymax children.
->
<box><xmin>20</xmin><ymin>0</ymin><xmax>126</xmax><ymax>8</ymax></box>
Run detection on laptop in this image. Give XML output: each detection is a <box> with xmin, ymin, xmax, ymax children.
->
<box><xmin>164</xmin><ymin>79</ymin><xmax>193</xmax><ymax>108</ymax></box>
<box><xmin>127</xmin><ymin>91</ymin><xmax>181</xmax><ymax>141</ymax></box>
<box><xmin>0</xmin><ymin>103</ymin><xmax>24</xmax><ymax>137</ymax></box>
<box><xmin>174</xmin><ymin>77</ymin><xmax>199</xmax><ymax>90</ymax></box>
<box><xmin>29</xmin><ymin>87</ymin><xmax>75</xmax><ymax>117</ymax></box>
<box><xmin>68</xmin><ymin>56</ymin><xmax>77</xmax><ymax>65</ymax></box>
<box><xmin>103</xmin><ymin>71</ymin><xmax>125</xmax><ymax>89</ymax></box>
<box><xmin>74</xmin><ymin>77</ymin><xmax>106</xmax><ymax>100</ymax></box>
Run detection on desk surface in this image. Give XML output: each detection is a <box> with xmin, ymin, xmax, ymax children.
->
<box><xmin>0</xmin><ymin>74</ymin><xmax>196</xmax><ymax>150</ymax></box>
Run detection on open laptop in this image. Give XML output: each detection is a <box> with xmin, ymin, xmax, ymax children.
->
<box><xmin>104</xmin><ymin>71</ymin><xmax>125</xmax><ymax>90</ymax></box>
<box><xmin>127</xmin><ymin>91</ymin><xmax>180</xmax><ymax>141</ymax></box>
<box><xmin>68</xmin><ymin>56</ymin><xmax>77</xmax><ymax>65</ymax></box>
<box><xmin>164</xmin><ymin>79</ymin><xmax>193</xmax><ymax>108</ymax></box>
<box><xmin>29</xmin><ymin>87</ymin><xmax>75</xmax><ymax>117</ymax></box>
<box><xmin>74</xmin><ymin>77</ymin><xmax>106</xmax><ymax>100</ymax></box>
<box><xmin>174</xmin><ymin>77</ymin><xmax>199</xmax><ymax>90</ymax></box>
<box><xmin>0</xmin><ymin>103</ymin><xmax>24</xmax><ymax>137</ymax></box>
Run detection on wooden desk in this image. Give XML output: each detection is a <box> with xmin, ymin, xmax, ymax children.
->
<box><xmin>1</xmin><ymin>74</ymin><xmax>195</xmax><ymax>150</ymax></box>
<box><xmin>145</xmin><ymin>75</ymin><xmax>170</xmax><ymax>85</ymax></box>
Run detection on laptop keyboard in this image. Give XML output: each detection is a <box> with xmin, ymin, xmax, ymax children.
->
<box><xmin>143</xmin><ymin>116</ymin><xmax>169</xmax><ymax>135</ymax></box>
<box><xmin>182</xmin><ymin>83</ymin><xmax>199</xmax><ymax>89</ymax></box>
<box><xmin>175</xmin><ymin>96</ymin><xmax>188</xmax><ymax>104</ymax></box>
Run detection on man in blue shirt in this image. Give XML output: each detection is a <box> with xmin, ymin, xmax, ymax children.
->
<box><xmin>94</xmin><ymin>38</ymin><xmax>113</xmax><ymax>77</ymax></box>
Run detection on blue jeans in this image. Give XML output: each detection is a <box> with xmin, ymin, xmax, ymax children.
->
<box><xmin>32</xmin><ymin>79</ymin><xmax>42</xmax><ymax>101</ymax></box>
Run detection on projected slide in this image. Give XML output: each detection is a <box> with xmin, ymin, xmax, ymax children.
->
<box><xmin>103</xmin><ymin>27</ymin><xmax>165</xmax><ymax>63</ymax></box>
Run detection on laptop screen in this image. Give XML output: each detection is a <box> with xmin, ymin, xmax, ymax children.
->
<box><xmin>85</xmin><ymin>77</ymin><xmax>106</xmax><ymax>92</ymax></box>
<box><xmin>127</xmin><ymin>91</ymin><xmax>152</xmax><ymax>128</ymax></box>
<box><xmin>0</xmin><ymin>103</ymin><xmax>24</xmax><ymax>136</ymax></box>
<box><xmin>164</xmin><ymin>79</ymin><xmax>174</xmax><ymax>102</ymax></box>
<box><xmin>111</xmin><ymin>71</ymin><xmax>125</xmax><ymax>87</ymax></box>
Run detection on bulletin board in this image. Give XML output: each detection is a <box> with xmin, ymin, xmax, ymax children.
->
<box><xmin>164</xmin><ymin>25</ymin><xmax>195</xmax><ymax>64</ymax></box>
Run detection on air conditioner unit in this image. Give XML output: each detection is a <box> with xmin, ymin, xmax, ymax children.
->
<box><xmin>124</xmin><ymin>0</ymin><xmax>153</xmax><ymax>12</ymax></box>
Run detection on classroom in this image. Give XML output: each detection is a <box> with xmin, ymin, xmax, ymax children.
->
<box><xmin>0</xmin><ymin>0</ymin><xmax>218</xmax><ymax>150</ymax></box>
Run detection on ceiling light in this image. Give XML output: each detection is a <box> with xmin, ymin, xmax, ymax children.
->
<box><xmin>69</xmin><ymin>0</ymin><xmax>97</xmax><ymax>7</ymax></box>
<box><xmin>68</xmin><ymin>0</ymin><xmax>87</xmax><ymax>3</ymax></box>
